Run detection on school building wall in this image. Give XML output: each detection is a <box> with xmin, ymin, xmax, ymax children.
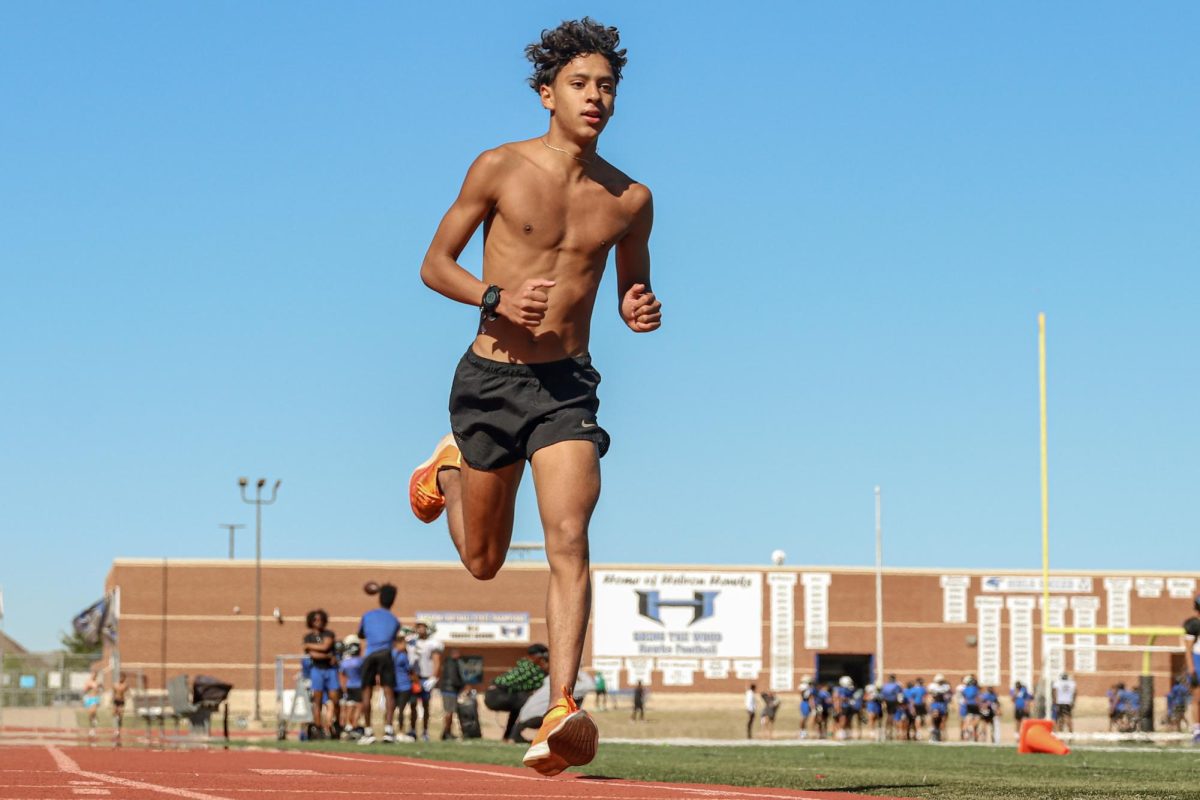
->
<box><xmin>103</xmin><ymin>559</ymin><xmax>1196</xmax><ymax>715</ymax></box>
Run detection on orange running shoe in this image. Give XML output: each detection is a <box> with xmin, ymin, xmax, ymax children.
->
<box><xmin>522</xmin><ymin>686</ymin><xmax>598</xmax><ymax>777</ymax></box>
<box><xmin>408</xmin><ymin>433</ymin><xmax>461</xmax><ymax>523</ymax></box>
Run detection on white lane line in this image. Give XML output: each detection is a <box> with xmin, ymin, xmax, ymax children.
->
<box><xmin>302</xmin><ymin>751</ymin><xmax>551</xmax><ymax>783</ymax></box>
<box><xmin>68</xmin><ymin>781</ymin><xmax>107</xmax><ymax>785</ymax></box>
<box><xmin>45</xmin><ymin>745</ymin><xmax>235</xmax><ymax>800</ymax></box>
<box><xmin>299</xmin><ymin>750</ymin><xmax>844</xmax><ymax>799</ymax></box>
<box><xmin>248</xmin><ymin>768</ymin><xmax>320</xmax><ymax>775</ymax></box>
<box><xmin>70</xmin><ymin>789</ymin><xmax>111</xmax><ymax>796</ymax></box>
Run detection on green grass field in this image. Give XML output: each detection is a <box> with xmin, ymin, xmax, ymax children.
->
<box><xmin>251</xmin><ymin>738</ymin><xmax>1200</xmax><ymax>800</ymax></box>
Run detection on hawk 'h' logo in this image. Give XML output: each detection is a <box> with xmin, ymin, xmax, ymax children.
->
<box><xmin>637</xmin><ymin>590</ymin><xmax>719</xmax><ymax>625</ymax></box>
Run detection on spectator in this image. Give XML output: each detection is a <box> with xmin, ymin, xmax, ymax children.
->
<box><xmin>1166</xmin><ymin>674</ymin><xmax>1191</xmax><ymax>732</ymax></box>
<box><xmin>112</xmin><ymin>672</ymin><xmax>129</xmax><ymax>741</ymax></box>
<box><xmin>81</xmin><ymin>668</ymin><xmax>102</xmax><ymax>740</ymax></box>
<box><xmin>594</xmin><ymin>670</ymin><xmax>608</xmax><ymax>711</ymax></box>
<box><xmin>960</xmin><ymin>675</ymin><xmax>981</xmax><ymax>741</ymax></box>
<box><xmin>631</xmin><ymin>680</ymin><xmax>645</xmax><ymax>722</ymax></box>
<box><xmin>797</xmin><ymin>677</ymin><xmax>814</xmax><ymax>739</ymax></box>
<box><xmin>1010</xmin><ymin>681</ymin><xmax>1032</xmax><ymax>736</ymax></box>
<box><xmin>406</xmin><ymin>620</ymin><xmax>445</xmax><ymax>742</ymax></box>
<box><xmin>1106</xmin><ymin>682</ymin><xmax>1123</xmax><ymax>731</ymax></box>
<box><xmin>391</xmin><ymin>632</ymin><xmax>417</xmax><ymax>741</ymax></box>
<box><xmin>880</xmin><ymin>674</ymin><xmax>902</xmax><ymax>740</ymax></box>
<box><xmin>979</xmin><ymin>685</ymin><xmax>999</xmax><ymax>743</ymax></box>
<box><xmin>833</xmin><ymin>677</ymin><xmax>855</xmax><ymax>740</ymax></box>
<box><xmin>928</xmin><ymin>674</ymin><xmax>951</xmax><ymax>742</ymax></box>
<box><xmin>338</xmin><ymin>635</ymin><xmax>365</xmax><ymax>739</ymax></box>
<box><xmin>863</xmin><ymin>683</ymin><xmax>882</xmax><ymax>740</ymax></box>
<box><xmin>1052</xmin><ymin>672</ymin><xmax>1076</xmax><ymax>733</ymax></box>
<box><xmin>744</xmin><ymin>683</ymin><xmax>758</xmax><ymax>739</ymax></box>
<box><xmin>438</xmin><ymin>646</ymin><xmax>466</xmax><ymax>740</ymax></box>
<box><xmin>303</xmin><ymin>609</ymin><xmax>340</xmax><ymax>739</ymax></box>
<box><xmin>815</xmin><ymin>682</ymin><xmax>833</xmax><ymax>739</ymax></box>
<box><xmin>485</xmin><ymin>644</ymin><xmax>550</xmax><ymax>743</ymax></box>
<box><xmin>911</xmin><ymin>677</ymin><xmax>928</xmax><ymax>736</ymax></box>
<box><xmin>760</xmin><ymin>689</ymin><xmax>781</xmax><ymax>739</ymax></box>
<box><xmin>357</xmin><ymin>583</ymin><xmax>401</xmax><ymax>745</ymax></box>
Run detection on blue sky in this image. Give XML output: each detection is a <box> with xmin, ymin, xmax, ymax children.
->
<box><xmin>2</xmin><ymin>2</ymin><xmax>1196</xmax><ymax>650</ymax></box>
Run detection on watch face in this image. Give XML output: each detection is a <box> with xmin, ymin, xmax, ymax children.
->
<box><xmin>483</xmin><ymin>287</ymin><xmax>500</xmax><ymax>308</ymax></box>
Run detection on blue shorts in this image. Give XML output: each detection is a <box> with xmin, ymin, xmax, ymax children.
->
<box><xmin>800</xmin><ymin>701</ymin><xmax>811</xmax><ymax>716</ymax></box>
<box><xmin>931</xmin><ymin>701</ymin><xmax>947</xmax><ymax>716</ymax></box>
<box><xmin>83</xmin><ymin>696</ymin><xmax>101</xmax><ymax>709</ymax></box>
<box><xmin>1192</xmin><ymin>653</ymin><xmax>1200</xmax><ymax>676</ymax></box>
<box><xmin>310</xmin><ymin>666</ymin><xmax>339</xmax><ymax>693</ymax></box>
<box><xmin>867</xmin><ymin>701</ymin><xmax>881</xmax><ymax>715</ymax></box>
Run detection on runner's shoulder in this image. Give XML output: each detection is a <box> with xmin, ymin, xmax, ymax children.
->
<box><xmin>594</xmin><ymin>158</ymin><xmax>652</xmax><ymax>208</ymax></box>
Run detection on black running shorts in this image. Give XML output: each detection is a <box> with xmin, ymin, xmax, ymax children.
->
<box><xmin>449</xmin><ymin>349</ymin><xmax>610</xmax><ymax>471</ymax></box>
<box><xmin>360</xmin><ymin>648</ymin><xmax>395</xmax><ymax>689</ymax></box>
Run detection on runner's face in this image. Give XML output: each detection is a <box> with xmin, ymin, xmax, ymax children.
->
<box><xmin>543</xmin><ymin>53</ymin><xmax>616</xmax><ymax>138</ymax></box>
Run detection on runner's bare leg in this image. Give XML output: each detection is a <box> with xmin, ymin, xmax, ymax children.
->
<box><xmin>530</xmin><ymin>440</ymin><xmax>600</xmax><ymax>696</ymax></box>
<box><xmin>438</xmin><ymin>462</ymin><xmax>523</xmax><ymax>579</ymax></box>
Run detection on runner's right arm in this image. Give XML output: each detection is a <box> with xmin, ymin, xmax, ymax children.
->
<box><xmin>420</xmin><ymin>149</ymin><xmax>552</xmax><ymax>329</ymax></box>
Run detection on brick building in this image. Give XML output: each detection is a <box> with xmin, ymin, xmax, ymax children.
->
<box><xmin>103</xmin><ymin>558</ymin><xmax>1196</xmax><ymax>714</ymax></box>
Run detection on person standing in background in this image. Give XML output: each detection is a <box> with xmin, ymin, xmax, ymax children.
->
<box><xmin>356</xmin><ymin>584</ymin><xmax>401</xmax><ymax>745</ymax></box>
<box><xmin>406</xmin><ymin>620</ymin><xmax>444</xmax><ymax>742</ymax></box>
<box><xmin>631</xmin><ymin>681</ymin><xmax>645</xmax><ymax>722</ymax></box>
<box><xmin>744</xmin><ymin>683</ymin><xmax>758</xmax><ymax>739</ymax></box>
<box><xmin>439</xmin><ymin>647</ymin><xmax>466</xmax><ymax>740</ymax></box>
<box><xmin>593</xmin><ymin>670</ymin><xmax>607</xmax><ymax>711</ymax></box>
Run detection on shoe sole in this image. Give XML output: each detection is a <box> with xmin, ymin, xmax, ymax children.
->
<box><xmin>523</xmin><ymin>710</ymin><xmax>598</xmax><ymax>774</ymax></box>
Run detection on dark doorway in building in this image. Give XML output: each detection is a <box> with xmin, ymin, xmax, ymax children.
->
<box><xmin>814</xmin><ymin>653</ymin><xmax>874</xmax><ymax>688</ymax></box>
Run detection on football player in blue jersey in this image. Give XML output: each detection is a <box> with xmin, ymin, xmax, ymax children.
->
<box><xmin>928</xmin><ymin>673</ymin><xmax>951</xmax><ymax>742</ymax></box>
<box><xmin>880</xmin><ymin>674</ymin><xmax>903</xmax><ymax>740</ymax></box>
<box><xmin>797</xmin><ymin>677</ymin><xmax>814</xmax><ymax>739</ymax></box>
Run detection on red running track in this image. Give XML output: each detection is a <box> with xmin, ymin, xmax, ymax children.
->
<box><xmin>0</xmin><ymin>745</ymin><xmax>914</xmax><ymax>800</ymax></box>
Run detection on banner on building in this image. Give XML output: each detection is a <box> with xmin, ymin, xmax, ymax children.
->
<box><xmin>593</xmin><ymin>571</ymin><xmax>762</xmax><ymax>659</ymax></box>
<box><xmin>624</xmin><ymin>657</ymin><xmax>653</xmax><ymax>685</ymax></box>
<box><xmin>1040</xmin><ymin>596</ymin><xmax>1068</xmax><ymax>675</ymax></box>
<box><xmin>591</xmin><ymin>657</ymin><xmax>622</xmax><ymax>692</ymax></box>
<box><xmin>733</xmin><ymin>659</ymin><xmax>762</xmax><ymax>680</ymax></box>
<box><xmin>1135</xmin><ymin>578</ymin><xmax>1164</xmax><ymax>599</ymax></box>
<box><xmin>1007</xmin><ymin>597</ymin><xmax>1035</xmax><ymax>689</ymax></box>
<box><xmin>1103</xmin><ymin>578</ymin><xmax>1132</xmax><ymax>645</ymax></box>
<box><xmin>415</xmin><ymin>611</ymin><xmax>530</xmax><ymax>644</ymax></box>
<box><xmin>658</xmin><ymin>658</ymin><xmax>700</xmax><ymax>686</ymax></box>
<box><xmin>768</xmin><ymin>573</ymin><xmax>797</xmax><ymax>691</ymax></box>
<box><xmin>975</xmin><ymin>596</ymin><xmax>1003</xmax><ymax>686</ymax></box>
<box><xmin>1071</xmin><ymin>596</ymin><xmax>1100</xmax><ymax>673</ymax></box>
<box><xmin>703</xmin><ymin>659</ymin><xmax>730</xmax><ymax>679</ymax></box>
<box><xmin>940</xmin><ymin>576</ymin><xmax>970</xmax><ymax>623</ymax></box>
<box><xmin>802</xmin><ymin>573</ymin><xmax>831</xmax><ymax>650</ymax></box>
<box><xmin>980</xmin><ymin>576</ymin><xmax>1092</xmax><ymax>593</ymax></box>
<box><xmin>1167</xmin><ymin>578</ymin><xmax>1196</xmax><ymax>599</ymax></box>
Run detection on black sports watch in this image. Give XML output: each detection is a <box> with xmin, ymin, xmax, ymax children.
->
<box><xmin>481</xmin><ymin>284</ymin><xmax>502</xmax><ymax>321</ymax></box>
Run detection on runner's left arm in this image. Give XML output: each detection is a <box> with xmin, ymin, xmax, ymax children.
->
<box><xmin>615</xmin><ymin>185</ymin><xmax>661</xmax><ymax>332</ymax></box>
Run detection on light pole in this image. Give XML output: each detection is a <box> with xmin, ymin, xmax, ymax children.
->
<box><xmin>239</xmin><ymin>477</ymin><xmax>280</xmax><ymax>722</ymax></box>
<box><xmin>218</xmin><ymin>523</ymin><xmax>245</xmax><ymax>560</ymax></box>
<box><xmin>874</xmin><ymin>486</ymin><xmax>884</xmax><ymax>687</ymax></box>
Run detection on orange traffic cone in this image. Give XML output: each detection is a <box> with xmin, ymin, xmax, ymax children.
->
<box><xmin>1018</xmin><ymin>718</ymin><xmax>1069</xmax><ymax>755</ymax></box>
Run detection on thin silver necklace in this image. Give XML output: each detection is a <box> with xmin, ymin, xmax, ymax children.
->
<box><xmin>541</xmin><ymin>136</ymin><xmax>595</xmax><ymax>165</ymax></box>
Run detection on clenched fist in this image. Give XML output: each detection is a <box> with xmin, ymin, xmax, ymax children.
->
<box><xmin>621</xmin><ymin>283</ymin><xmax>662</xmax><ymax>332</ymax></box>
<box><xmin>500</xmin><ymin>279</ymin><xmax>556</xmax><ymax>329</ymax></box>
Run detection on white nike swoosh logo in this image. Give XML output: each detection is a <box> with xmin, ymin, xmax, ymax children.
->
<box><xmin>581</xmin><ymin>420</ymin><xmax>597</xmax><ymax>428</ymax></box>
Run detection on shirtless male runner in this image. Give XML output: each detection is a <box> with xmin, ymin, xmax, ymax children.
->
<box><xmin>408</xmin><ymin>18</ymin><xmax>661</xmax><ymax>775</ymax></box>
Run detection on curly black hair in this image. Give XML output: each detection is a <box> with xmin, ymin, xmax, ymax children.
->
<box><xmin>525</xmin><ymin>17</ymin><xmax>627</xmax><ymax>92</ymax></box>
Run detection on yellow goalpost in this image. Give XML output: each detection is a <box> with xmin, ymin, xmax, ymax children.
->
<box><xmin>1035</xmin><ymin>313</ymin><xmax>1180</xmax><ymax>719</ymax></box>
